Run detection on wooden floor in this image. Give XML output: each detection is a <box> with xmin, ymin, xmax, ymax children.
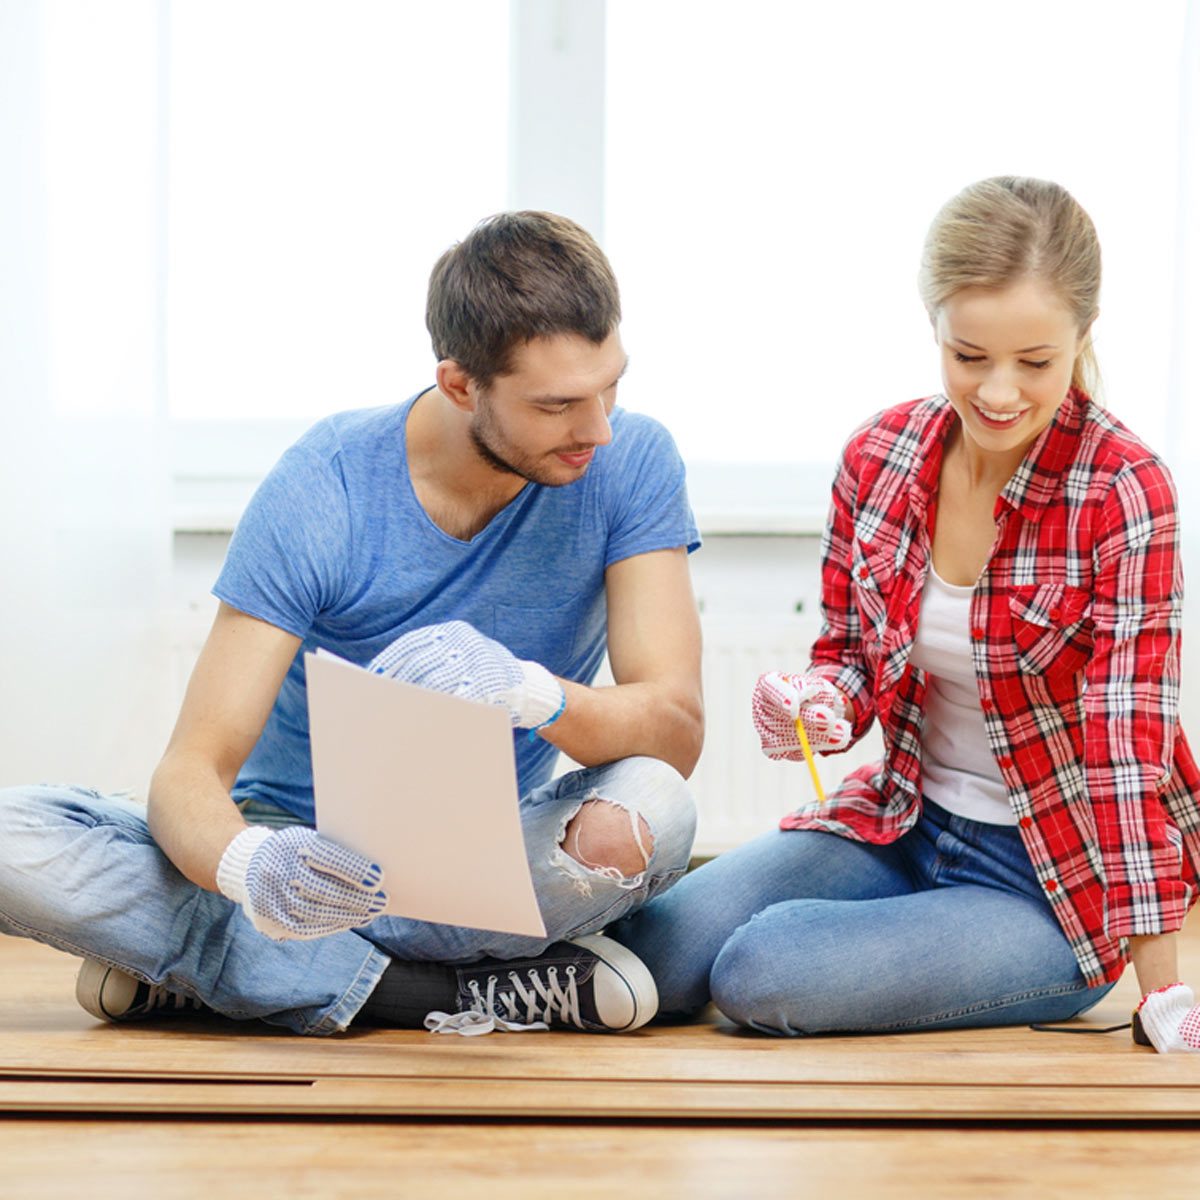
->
<box><xmin>3</xmin><ymin>929</ymin><xmax>1199</xmax><ymax>1197</ymax></box>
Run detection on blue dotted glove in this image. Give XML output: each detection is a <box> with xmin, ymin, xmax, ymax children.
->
<box><xmin>217</xmin><ymin>826</ymin><xmax>388</xmax><ymax>941</ymax></box>
<box><xmin>368</xmin><ymin>620</ymin><xmax>565</xmax><ymax>730</ymax></box>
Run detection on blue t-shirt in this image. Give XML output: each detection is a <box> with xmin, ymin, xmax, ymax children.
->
<box><xmin>214</xmin><ymin>393</ymin><xmax>700</xmax><ymax>820</ymax></box>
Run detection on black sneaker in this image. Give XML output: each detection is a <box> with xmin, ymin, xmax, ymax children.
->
<box><xmin>424</xmin><ymin>933</ymin><xmax>658</xmax><ymax>1035</ymax></box>
<box><xmin>75</xmin><ymin>958</ymin><xmax>211</xmax><ymax>1022</ymax></box>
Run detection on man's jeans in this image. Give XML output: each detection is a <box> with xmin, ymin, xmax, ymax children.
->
<box><xmin>0</xmin><ymin>757</ymin><xmax>694</xmax><ymax>1035</ymax></box>
<box><xmin>611</xmin><ymin>798</ymin><xmax>1116</xmax><ymax>1034</ymax></box>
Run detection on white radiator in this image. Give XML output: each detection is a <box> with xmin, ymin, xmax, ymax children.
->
<box><xmin>585</xmin><ymin>615</ymin><xmax>883</xmax><ymax>856</ymax></box>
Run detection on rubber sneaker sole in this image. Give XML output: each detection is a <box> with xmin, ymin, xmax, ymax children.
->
<box><xmin>571</xmin><ymin>933</ymin><xmax>658</xmax><ymax>1032</ymax></box>
<box><xmin>75</xmin><ymin>958</ymin><xmax>141</xmax><ymax>1021</ymax></box>
<box><xmin>75</xmin><ymin>959</ymin><xmax>210</xmax><ymax>1022</ymax></box>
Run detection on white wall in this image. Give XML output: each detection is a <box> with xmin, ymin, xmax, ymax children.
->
<box><xmin>0</xmin><ymin>0</ymin><xmax>175</xmax><ymax>792</ymax></box>
<box><xmin>2</xmin><ymin>1</ymin><xmax>1198</xmax><ymax>841</ymax></box>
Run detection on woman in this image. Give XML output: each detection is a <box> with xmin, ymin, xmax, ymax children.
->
<box><xmin>612</xmin><ymin>177</ymin><xmax>1200</xmax><ymax>1052</ymax></box>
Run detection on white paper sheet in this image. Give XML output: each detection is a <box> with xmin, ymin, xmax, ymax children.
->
<box><xmin>305</xmin><ymin>650</ymin><xmax>546</xmax><ymax>937</ymax></box>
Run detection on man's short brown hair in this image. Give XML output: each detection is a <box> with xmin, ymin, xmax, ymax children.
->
<box><xmin>426</xmin><ymin>211</ymin><xmax>621</xmax><ymax>388</ymax></box>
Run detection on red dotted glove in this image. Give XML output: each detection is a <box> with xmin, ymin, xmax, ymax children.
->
<box><xmin>1136</xmin><ymin>983</ymin><xmax>1200</xmax><ymax>1053</ymax></box>
<box><xmin>752</xmin><ymin>671</ymin><xmax>852</xmax><ymax>762</ymax></box>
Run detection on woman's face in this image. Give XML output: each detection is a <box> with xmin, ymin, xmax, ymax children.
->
<box><xmin>936</xmin><ymin>278</ymin><xmax>1084</xmax><ymax>465</ymax></box>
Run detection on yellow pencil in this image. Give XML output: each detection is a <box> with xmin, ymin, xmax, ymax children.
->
<box><xmin>794</xmin><ymin>717</ymin><xmax>827</xmax><ymax>803</ymax></box>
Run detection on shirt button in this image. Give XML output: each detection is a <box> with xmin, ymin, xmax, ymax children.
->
<box><xmin>998</xmin><ymin>756</ymin><xmax>1013</xmax><ymax>770</ymax></box>
<box><xmin>980</xmin><ymin>697</ymin><xmax>994</xmax><ymax>712</ymax></box>
<box><xmin>1019</xmin><ymin>816</ymin><xmax>1033</xmax><ymax>829</ymax></box>
<box><xmin>1045</xmin><ymin>879</ymin><xmax>1059</xmax><ymax>893</ymax></box>
<box><xmin>858</xmin><ymin>565</ymin><xmax>870</xmax><ymax>580</ymax></box>
<box><xmin>971</xmin><ymin>626</ymin><xmax>985</xmax><ymax>639</ymax></box>
<box><xmin>1049</xmin><ymin>607</ymin><xmax>1062</xmax><ymax>621</ymax></box>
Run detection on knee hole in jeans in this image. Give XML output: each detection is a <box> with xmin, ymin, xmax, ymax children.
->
<box><xmin>562</xmin><ymin>798</ymin><xmax>654</xmax><ymax>880</ymax></box>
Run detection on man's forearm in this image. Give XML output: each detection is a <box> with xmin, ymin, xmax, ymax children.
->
<box><xmin>147</xmin><ymin>752</ymin><xmax>249</xmax><ymax>892</ymax></box>
<box><xmin>539</xmin><ymin>677</ymin><xmax>703</xmax><ymax>778</ymax></box>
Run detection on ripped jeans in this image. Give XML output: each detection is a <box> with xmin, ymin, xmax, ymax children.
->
<box><xmin>0</xmin><ymin>757</ymin><xmax>695</xmax><ymax>1035</ymax></box>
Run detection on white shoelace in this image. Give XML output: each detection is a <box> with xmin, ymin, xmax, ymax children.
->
<box><xmin>424</xmin><ymin>965</ymin><xmax>582</xmax><ymax>1037</ymax></box>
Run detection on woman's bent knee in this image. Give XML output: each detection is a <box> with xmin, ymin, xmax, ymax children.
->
<box><xmin>709</xmin><ymin>902</ymin><xmax>848</xmax><ymax>1036</ymax></box>
<box><xmin>710</xmin><ymin>923</ymin><xmax>801</xmax><ymax>1035</ymax></box>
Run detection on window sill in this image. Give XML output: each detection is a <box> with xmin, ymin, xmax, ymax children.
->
<box><xmin>170</xmin><ymin>452</ymin><xmax>835</xmax><ymax>537</ymax></box>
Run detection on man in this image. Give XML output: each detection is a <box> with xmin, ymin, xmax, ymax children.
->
<box><xmin>0</xmin><ymin>212</ymin><xmax>702</xmax><ymax>1036</ymax></box>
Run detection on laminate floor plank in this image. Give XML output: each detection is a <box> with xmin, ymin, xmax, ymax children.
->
<box><xmin>4</xmin><ymin>1075</ymin><xmax>1200</xmax><ymax>1120</ymax></box>
<box><xmin>4</xmin><ymin>928</ymin><xmax>1200</xmax><ymax>1196</ymax></box>
<box><xmin>2</xmin><ymin>1121</ymin><xmax>1199</xmax><ymax>1200</ymax></box>
<box><xmin>1</xmin><ymin>925</ymin><xmax>1197</xmax><ymax>1122</ymax></box>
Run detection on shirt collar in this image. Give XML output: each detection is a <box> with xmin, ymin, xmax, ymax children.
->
<box><xmin>997</xmin><ymin>387</ymin><xmax>1088</xmax><ymax>519</ymax></box>
<box><xmin>907</xmin><ymin>397</ymin><xmax>957</xmax><ymax>522</ymax></box>
<box><xmin>907</xmin><ymin>389</ymin><xmax>1089</xmax><ymax>524</ymax></box>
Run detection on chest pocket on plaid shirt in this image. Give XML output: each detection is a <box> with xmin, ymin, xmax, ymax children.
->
<box><xmin>1008</xmin><ymin>582</ymin><xmax>1094</xmax><ymax>679</ymax></box>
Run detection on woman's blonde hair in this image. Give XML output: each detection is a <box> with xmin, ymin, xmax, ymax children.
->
<box><xmin>918</xmin><ymin>177</ymin><xmax>1101</xmax><ymax>396</ymax></box>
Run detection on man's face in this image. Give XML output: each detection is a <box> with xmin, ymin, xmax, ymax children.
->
<box><xmin>468</xmin><ymin>331</ymin><xmax>627</xmax><ymax>487</ymax></box>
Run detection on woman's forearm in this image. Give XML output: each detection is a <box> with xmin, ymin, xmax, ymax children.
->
<box><xmin>1128</xmin><ymin>932</ymin><xmax>1182</xmax><ymax>995</ymax></box>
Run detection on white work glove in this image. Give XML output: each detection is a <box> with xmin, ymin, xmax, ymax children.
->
<box><xmin>1135</xmin><ymin>983</ymin><xmax>1200</xmax><ymax>1053</ymax></box>
<box><xmin>751</xmin><ymin>671</ymin><xmax>852</xmax><ymax>761</ymax></box>
<box><xmin>368</xmin><ymin>620</ymin><xmax>565</xmax><ymax>731</ymax></box>
<box><xmin>217</xmin><ymin>826</ymin><xmax>388</xmax><ymax>941</ymax></box>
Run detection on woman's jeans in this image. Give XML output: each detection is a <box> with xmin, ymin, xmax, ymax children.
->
<box><xmin>611</xmin><ymin>798</ymin><xmax>1116</xmax><ymax>1035</ymax></box>
<box><xmin>0</xmin><ymin>757</ymin><xmax>694</xmax><ymax>1035</ymax></box>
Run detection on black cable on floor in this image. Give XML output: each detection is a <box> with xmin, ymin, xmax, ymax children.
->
<box><xmin>1027</xmin><ymin>1020</ymin><xmax>1131</xmax><ymax>1034</ymax></box>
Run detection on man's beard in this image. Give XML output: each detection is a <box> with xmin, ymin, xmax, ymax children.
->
<box><xmin>469</xmin><ymin>403</ymin><xmax>578</xmax><ymax>487</ymax></box>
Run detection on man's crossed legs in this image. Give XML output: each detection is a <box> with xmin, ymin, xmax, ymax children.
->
<box><xmin>0</xmin><ymin>756</ymin><xmax>694</xmax><ymax>1035</ymax></box>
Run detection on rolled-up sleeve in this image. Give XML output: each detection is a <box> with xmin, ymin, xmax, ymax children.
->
<box><xmin>808</xmin><ymin>441</ymin><xmax>876</xmax><ymax>746</ymax></box>
<box><xmin>1086</xmin><ymin>458</ymin><xmax>1193</xmax><ymax>937</ymax></box>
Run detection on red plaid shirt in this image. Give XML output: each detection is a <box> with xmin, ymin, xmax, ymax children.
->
<box><xmin>783</xmin><ymin>390</ymin><xmax>1200</xmax><ymax>986</ymax></box>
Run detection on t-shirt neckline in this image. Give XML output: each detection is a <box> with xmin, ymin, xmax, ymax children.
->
<box><xmin>400</xmin><ymin>389</ymin><xmax>535</xmax><ymax>548</ymax></box>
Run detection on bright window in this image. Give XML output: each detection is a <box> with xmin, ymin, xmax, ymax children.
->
<box><xmin>606</xmin><ymin>0</ymin><xmax>1188</xmax><ymax>466</ymax></box>
<box><xmin>167</xmin><ymin>0</ymin><xmax>509</xmax><ymax>422</ymax></box>
<box><xmin>44</xmin><ymin>0</ymin><xmax>158</xmax><ymax>420</ymax></box>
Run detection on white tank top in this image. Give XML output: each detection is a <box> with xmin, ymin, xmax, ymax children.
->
<box><xmin>907</xmin><ymin>563</ymin><xmax>1016</xmax><ymax>825</ymax></box>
